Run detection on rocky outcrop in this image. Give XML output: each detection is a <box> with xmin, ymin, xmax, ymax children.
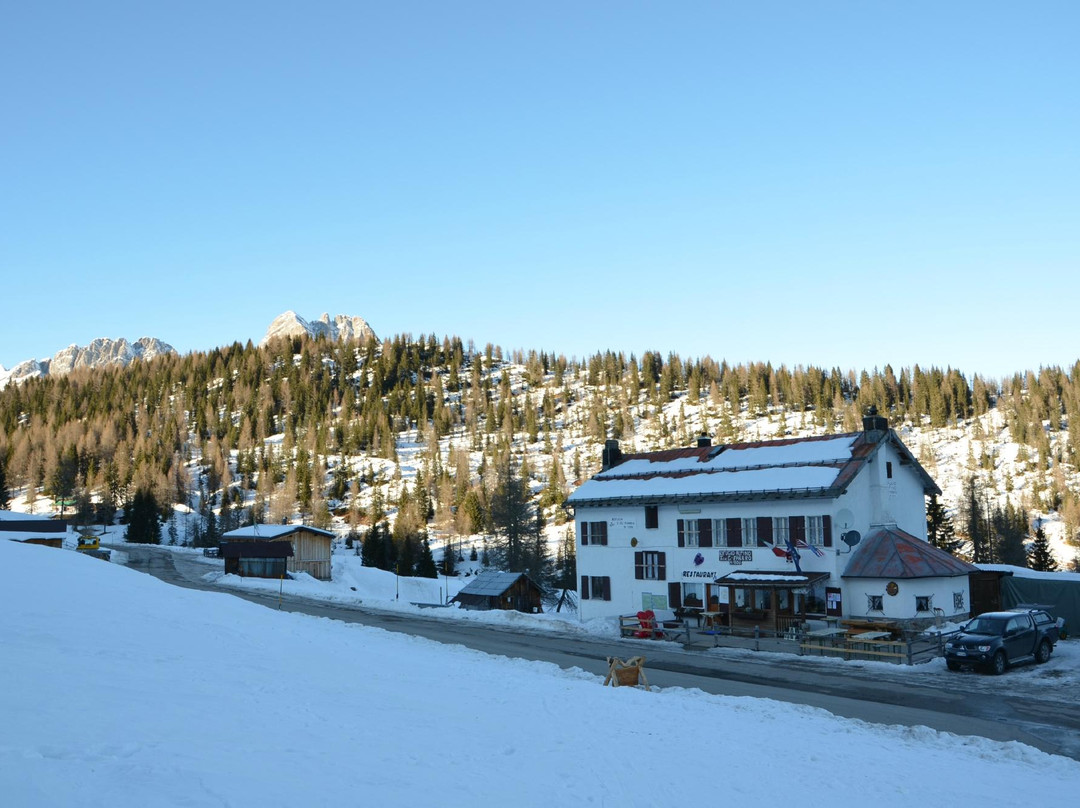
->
<box><xmin>0</xmin><ymin>337</ymin><xmax>176</xmax><ymax>388</ymax></box>
<box><xmin>260</xmin><ymin>311</ymin><xmax>377</xmax><ymax>346</ymax></box>
<box><xmin>50</xmin><ymin>337</ymin><xmax>175</xmax><ymax>375</ymax></box>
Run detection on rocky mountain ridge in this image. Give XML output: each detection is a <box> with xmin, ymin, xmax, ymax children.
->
<box><xmin>260</xmin><ymin>311</ymin><xmax>377</xmax><ymax>346</ymax></box>
<box><xmin>0</xmin><ymin>337</ymin><xmax>175</xmax><ymax>387</ymax></box>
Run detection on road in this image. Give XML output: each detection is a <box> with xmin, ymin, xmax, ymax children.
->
<box><xmin>115</xmin><ymin>544</ymin><xmax>1080</xmax><ymax>761</ymax></box>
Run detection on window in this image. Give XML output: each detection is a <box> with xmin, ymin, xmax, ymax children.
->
<box><xmin>741</xmin><ymin>518</ymin><xmax>757</xmax><ymax>548</ymax></box>
<box><xmin>681</xmin><ymin>583</ymin><xmax>704</xmax><ymax>607</ymax></box>
<box><xmin>645</xmin><ymin>505</ymin><xmax>658</xmax><ymax>529</ymax></box>
<box><xmin>805</xmin><ymin>515</ymin><xmax>824</xmax><ymax>546</ymax></box>
<box><xmin>772</xmin><ymin>516</ymin><xmax>790</xmax><ymax>547</ymax></box>
<box><xmin>581</xmin><ymin>575</ymin><xmax>611</xmax><ymax>601</ymax></box>
<box><xmin>684</xmin><ymin>520</ymin><xmax>700</xmax><ymax>547</ymax></box>
<box><xmin>635</xmin><ymin>551</ymin><xmax>666</xmax><ymax>581</ymax></box>
<box><xmin>580</xmin><ymin>521</ymin><xmax>608</xmax><ymax>546</ymax></box>
<box><xmin>915</xmin><ymin>594</ymin><xmax>933</xmax><ymax>613</ymax></box>
<box><xmin>886</xmin><ymin>461</ymin><xmax>893</xmax><ymax>479</ymax></box>
<box><xmin>953</xmin><ymin>592</ymin><xmax>964</xmax><ymax>611</ymax></box>
<box><xmin>867</xmin><ymin>594</ymin><xmax>884</xmax><ymax>613</ymax></box>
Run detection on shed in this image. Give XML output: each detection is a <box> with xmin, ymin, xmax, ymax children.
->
<box><xmin>221</xmin><ymin>524</ymin><xmax>335</xmax><ymax>580</ymax></box>
<box><xmin>452</xmin><ymin>571</ymin><xmax>544</xmax><ymax>613</ymax></box>
<box><xmin>220</xmin><ymin>540</ymin><xmax>293</xmax><ymax>579</ymax></box>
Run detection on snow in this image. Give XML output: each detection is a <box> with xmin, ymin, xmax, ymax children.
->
<box><xmin>597</xmin><ymin>436</ymin><xmax>857</xmax><ymax>478</ymax></box>
<box><xmin>3</xmin><ymin>540</ymin><xmax>1079</xmax><ymax>806</ymax></box>
<box><xmin>570</xmin><ymin>464</ymin><xmax>842</xmax><ymax>501</ymax></box>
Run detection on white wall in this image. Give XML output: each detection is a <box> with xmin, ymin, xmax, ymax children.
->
<box><xmin>842</xmin><ymin>576</ymin><xmax>971</xmax><ymax>622</ymax></box>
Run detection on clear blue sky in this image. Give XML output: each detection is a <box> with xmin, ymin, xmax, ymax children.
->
<box><xmin>2</xmin><ymin>2</ymin><xmax>1078</xmax><ymax>379</ymax></box>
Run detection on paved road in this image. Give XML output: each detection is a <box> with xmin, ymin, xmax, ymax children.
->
<box><xmin>114</xmin><ymin>544</ymin><xmax>1080</xmax><ymax>761</ymax></box>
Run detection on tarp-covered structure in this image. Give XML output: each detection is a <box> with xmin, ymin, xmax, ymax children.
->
<box><xmin>979</xmin><ymin>564</ymin><xmax>1080</xmax><ymax>634</ymax></box>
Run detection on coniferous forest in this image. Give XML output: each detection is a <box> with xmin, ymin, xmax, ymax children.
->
<box><xmin>2</xmin><ymin>332</ymin><xmax>1079</xmax><ymax>582</ymax></box>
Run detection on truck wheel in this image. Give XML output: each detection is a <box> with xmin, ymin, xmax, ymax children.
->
<box><xmin>989</xmin><ymin>651</ymin><xmax>1007</xmax><ymax>675</ymax></box>
<box><xmin>1036</xmin><ymin>641</ymin><xmax>1052</xmax><ymax>664</ymax></box>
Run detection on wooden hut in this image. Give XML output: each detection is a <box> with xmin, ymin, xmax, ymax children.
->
<box><xmin>221</xmin><ymin>524</ymin><xmax>334</xmax><ymax>580</ymax></box>
<box><xmin>221</xmin><ymin>541</ymin><xmax>293</xmax><ymax>578</ymax></box>
<box><xmin>452</xmin><ymin>571</ymin><xmax>544</xmax><ymax>613</ymax></box>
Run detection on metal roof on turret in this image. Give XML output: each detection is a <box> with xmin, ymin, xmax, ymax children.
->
<box><xmin>841</xmin><ymin>526</ymin><xmax>977</xmax><ymax>579</ymax></box>
<box><xmin>566</xmin><ymin>428</ymin><xmax>939</xmax><ymax>508</ymax></box>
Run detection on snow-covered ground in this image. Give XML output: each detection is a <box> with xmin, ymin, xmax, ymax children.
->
<box><xmin>3</xmin><ymin>540</ymin><xmax>1079</xmax><ymax>807</ymax></box>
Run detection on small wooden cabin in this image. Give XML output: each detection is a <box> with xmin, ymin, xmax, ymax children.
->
<box><xmin>221</xmin><ymin>524</ymin><xmax>334</xmax><ymax>580</ymax></box>
<box><xmin>452</xmin><ymin>571</ymin><xmax>544</xmax><ymax>613</ymax></box>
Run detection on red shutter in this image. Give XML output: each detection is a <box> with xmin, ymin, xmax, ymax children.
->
<box><xmin>599</xmin><ymin>522</ymin><xmax>608</xmax><ymax>546</ymax></box>
<box><xmin>699</xmin><ymin>519</ymin><xmax>713</xmax><ymax>548</ymax></box>
<box><xmin>602</xmin><ymin>577</ymin><xmax>612</xmax><ymax>601</ymax></box>
<box><xmin>791</xmin><ymin>516</ymin><xmax>806</xmax><ymax>545</ymax></box>
<box><xmin>580</xmin><ymin>524</ymin><xmax>586</xmax><ymax>546</ymax></box>
<box><xmin>823</xmin><ymin>515</ymin><xmax>833</xmax><ymax>547</ymax></box>
<box><xmin>726</xmin><ymin>518</ymin><xmax>742</xmax><ymax>548</ymax></box>
<box><xmin>634</xmin><ymin>551</ymin><xmax>644</xmax><ymax>580</ymax></box>
<box><xmin>581</xmin><ymin>575</ymin><xmax>590</xmax><ymax>600</ymax></box>
<box><xmin>677</xmin><ymin>519</ymin><xmax>685</xmax><ymax>547</ymax></box>
<box><xmin>757</xmin><ymin>516</ymin><xmax>772</xmax><ymax>547</ymax></box>
<box><xmin>668</xmin><ymin>582</ymin><xmax>682</xmax><ymax>608</ymax></box>
<box><xmin>658</xmin><ymin>551</ymin><xmax>666</xmax><ymax>581</ymax></box>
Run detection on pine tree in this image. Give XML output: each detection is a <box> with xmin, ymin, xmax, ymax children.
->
<box><xmin>1027</xmin><ymin>523</ymin><xmax>1058</xmax><ymax>572</ymax></box>
<box><xmin>489</xmin><ymin>459</ymin><xmax>532</xmax><ymax>571</ymax></box>
<box><xmin>126</xmin><ymin>488</ymin><xmax>162</xmax><ymax>544</ymax></box>
<box><xmin>926</xmin><ymin>494</ymin><xmax>962</xmax><ymax>556</ymax></box>
<box><xmin>416</xmin><ymin>537</ymin><xmax>438</xmax><ymax>579</ymax></box>
<box><xmin>0</xmin><ymin>455</ymin><xmax>9</xmax><ymax>509</ymax></box>
<box><xmin>441</xmin><ymin>541</ymin><xmax>457</xmax><ymax>576</ymax></box>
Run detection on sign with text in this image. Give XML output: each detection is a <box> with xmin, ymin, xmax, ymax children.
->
<box><xmin>609</xmin><ymin>516</ymin><xmax>637</xmax><ymax>531</ymax></box>
<box><xmin>681</xmin><ymin>570</ymin><xmax>717</xmax><ymax>579</ymax></box>
<box><xmin>717</xmin><ymin>550</ymin><xmax>753</xmax><ymax>565</ymax></box>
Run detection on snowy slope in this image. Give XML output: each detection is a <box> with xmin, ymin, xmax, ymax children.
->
<box><xmin>2</xmin><ymin>541</ymin><xmax>1079</xmax><ymax>807</ymax></box>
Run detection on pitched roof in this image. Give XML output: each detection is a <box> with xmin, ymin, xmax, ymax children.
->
<box><xmin>222</xmin><ymin>524</ymin><xmax>335</xmax><ymax>540</ymax></box>
<box><xmin>841</xmin><ymin>526</ymin><xmax>978</xmax><ymax>579</ymax></box>
<box><xmin>567</xmin><ymin>430</ymin><xmax>938</xmax><ymax>507</ymax></box>
<box><xmin>220</xmin><ymin>541</ymin><xmax>294</xmax><ymax>559</ymax></box>
<box><xmin>714</xmin><ymin>570</ymin><xmax>831</xmax><ymax>588</ymax></box>
<box><xmin>454</xmin><ymin>571</ymin><xmax>538</xmax><ymax>598</ymax></box>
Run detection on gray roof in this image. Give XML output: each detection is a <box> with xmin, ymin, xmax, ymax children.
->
<box><xmin>841</xmin><ymin>526</ymin><xmax>978</xmax><ymax>579</ymax></box>
<box><xmin>222</xmin><ymin>524</ymin><xmax>335</xmax><ymax>540</ymax></box>
<box><xmin>455</xmin><ymin>571</ymin><xmax>536</xmax><ymax>598</ymax></box>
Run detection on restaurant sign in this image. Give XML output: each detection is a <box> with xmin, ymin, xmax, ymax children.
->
<box><xmin>717</xmin><ymin>550</ymin><xmax>753</xmax><ymax>565</ymax></box>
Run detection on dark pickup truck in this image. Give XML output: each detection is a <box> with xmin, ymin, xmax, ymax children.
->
<box><xmin>944</xmin><ymin>608</ymin><xmax>1063</xmax><ymax>674</ymax></box>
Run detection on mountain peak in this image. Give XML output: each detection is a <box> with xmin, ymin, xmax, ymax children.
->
<box><xmin>260</xmin><ymin>311</ymin><xmax>377</xmax><ymax>346</ymax></box>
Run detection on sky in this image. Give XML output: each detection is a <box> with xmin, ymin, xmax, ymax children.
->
<box><xmin>2</xmin><ymin>2</ymin><xmax>1079</xmax><ymax>379</ymax></box>
<box><xmin>4</xmin><ymin>538</ymin><xmax>1080</xmax><ymax>806</ymax></box>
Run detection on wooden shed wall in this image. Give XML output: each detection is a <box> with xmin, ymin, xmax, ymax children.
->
<box><xmin>286</xmin><ymin>530</ymin><xmax>332</xmax><ymax>580</ymax></box>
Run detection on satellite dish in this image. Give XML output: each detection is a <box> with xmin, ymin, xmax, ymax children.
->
<box><xmin>836</xmin><ymin>509</ymin><xmax>855</xmax><ymax>530</ymax></box>
<box><xmin>841</xmin><ymin>530</ymin><xmax>862</xmax><ymax>547</ymax></box>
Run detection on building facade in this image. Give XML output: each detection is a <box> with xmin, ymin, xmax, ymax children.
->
<box><xmin>568</xmin><ymin>411</ymin><xmax>974</xmax><ymax>630</ymax></box>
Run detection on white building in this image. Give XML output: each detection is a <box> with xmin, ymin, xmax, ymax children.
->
<box><xmin>567</xmin><ymin>410</ymin><xmax>977</xmax><ymax>631</ymax></box>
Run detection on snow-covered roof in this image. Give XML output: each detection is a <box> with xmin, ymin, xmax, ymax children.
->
<box><xmin>222</xmin><ymin>524</ymin><xmax>335</xmax><ymax>540</ymax></box>
<box><xmin>568</xmin><ymin>429</ymin><xmax>939</xmax><ymax>507</ymax></box>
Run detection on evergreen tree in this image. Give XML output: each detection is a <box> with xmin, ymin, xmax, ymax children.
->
<box><xmin>396</xmin><ymin>533</ymin><xmax>417</xmax><ymax>577</ymax></box>
<box><xmin>489</xmin><ymin>459</ymin><xmax>532</xmax><ymax>571</ymax></box>
<box><xmin>416</xmin><ymin>537</ymin><xmax>438</xmax><ymax>579</ymax></box>
<box><xmin>1027</xmin><ymin>523</ymin><xmax>1058</xmax><ymax>572</ymax></box>
<box><xmin>926</xmin><ymin>494</ymin><xmax>962</xmax><ymax>556</ymax></box>
<box><xmin>0</xmin><ymin>455</ymin><xmax>9</xmax><ymax>509</ymax></box>
<box><xmin>441</xmin><ymin>541</ymin><xmax>457</xmax><ymax>576</ymax></box>
<box><xmin>126</xmin><ymin>488</ymin><xmax>162</xmax><ymax>544</ymax></box>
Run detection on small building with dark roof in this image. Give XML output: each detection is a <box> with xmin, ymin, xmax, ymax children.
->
<box><xmin>221</xmin><ymin>540</ymin><xmax>294</xmax><ymax>579</ymax></box>
<box><xmin>452</xmin><ymin>571</ymin><xmax>544</xmax><ymax>613</ymax></box>
<box><xmin>0</xmin><ymin>511</ymin><xmax>68</xmax><ymax>548</ymax></box>
<box><xmin>221</xmin><ymin>524</ymin><xmax>334</xmax><ymax>580</ymax></box>
<box><xmin>841</xmin><ymin>526</ymin><xmax>979</xmax><ymax>626</ymax></box>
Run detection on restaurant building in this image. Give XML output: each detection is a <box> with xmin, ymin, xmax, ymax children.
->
<box><xmin>568</xmin><ymin>409</ymin><xmax>975</xmax><ymax>632</ymax></box>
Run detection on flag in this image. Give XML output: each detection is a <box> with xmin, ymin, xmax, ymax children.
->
<box><xmin>796</xmin><ymin>540</ymin><xmax>825</xmax><ymax>558</ymax></box>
